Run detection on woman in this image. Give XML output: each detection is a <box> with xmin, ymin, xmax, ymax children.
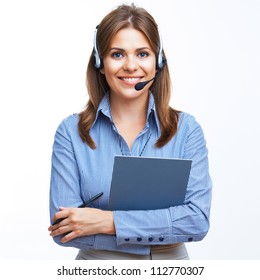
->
<box><xmin>48</xmin><ymin>4</ymin><xmax>212</xmax><ymax>260</ymax></box>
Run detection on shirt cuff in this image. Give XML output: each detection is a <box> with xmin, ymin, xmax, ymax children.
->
<box><xmin>113</xmin><ymin>208</ymin><xmax>173</xmax><ymax>246</ymax></box>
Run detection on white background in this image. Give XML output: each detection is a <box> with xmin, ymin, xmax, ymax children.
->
<box><xmin>0</xmin><ymin>0</ymin><xmax>259</xmax><ymax>260</ymax></box>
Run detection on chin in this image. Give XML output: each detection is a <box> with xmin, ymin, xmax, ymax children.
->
<box><xmin>123</xmin><ymin>89</ymin><xmax>147</xmax><ymax>98</ymax></box>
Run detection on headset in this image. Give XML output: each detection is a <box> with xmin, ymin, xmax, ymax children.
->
<box><xmin>93</xmin><ymin>25</ymin><xmax>166</xmax><ymax>70</ymax></box>
<box><xmin>93</xmin><ymin>25</ymin><xmax>103</xmax><ymax>69</ymax></box>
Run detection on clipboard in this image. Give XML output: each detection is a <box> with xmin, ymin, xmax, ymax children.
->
<box><xmin>108</xmin><ymin>156</ymin><xmax>192</xmax><ymax>211</ymax></box>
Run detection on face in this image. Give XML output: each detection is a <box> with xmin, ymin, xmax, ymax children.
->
<box><xmin>101</xmin><ymin>27</ymin><xmax>156</xmax><ymax>100</ymax></box>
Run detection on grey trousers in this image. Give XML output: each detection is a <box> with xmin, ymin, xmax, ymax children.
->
<box><xmin>75</xmin><ymin>243</ymin><xmax>189</xmax><ymax>260</ymax></box>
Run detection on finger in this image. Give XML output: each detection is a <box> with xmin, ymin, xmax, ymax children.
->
<box><xmin>49</xmin><ymin>224</ymin><xmax>71</xmax><ymax>237</ymax></box>
<box><xmin>48</xmin><ymin>223</ymin><xmax>61</xmax><ymax>232</ymax></box>
<box><xmin>60</xmin><ymin>231</ymin><xmax>78</xmax><ymax>243</ymax></box>
<box><xmin>52</xmin><ymin>209</ymin><xmax>69</xmax><ymax>224</ymax></box>
<box><xmin>48</xmin><ymin>216</ymin><xmax>69</xmax><ymax>231</ymax></box>
<box><xmin>51</xmin><ymin>217</ymin><xmax>64</xmax><ymax>226</ymax></box>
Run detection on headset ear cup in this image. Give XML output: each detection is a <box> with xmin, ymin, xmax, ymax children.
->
<box><xmin>156</xmin><ymin>30</ymin><xmax>167</xmax><ymax>70</ymax></box>
<box><xmin>156</xmin><ymin>53</ymin><xmax>167</xmax><ymax>70</ymax></box>
<box><xmin>94</xmin><ymin>52</ymin><xmax>103</xmax><ymax>69</ymax></box>
<box><xmin>162</xmin><ymin>56</ymin><xmax>167</xmax><ymax>68</ymax></box>
<box><xmin>94</xmin><ymin>52</ymin><xmax>100</xmax><ymax>69</ymax></box>
<box><xmin>99</xmin><ymin>59</ymin><xmax>104</xmax><ymax>70</ymax></box>
<box><xmin>156</xmin><ymin>52</ymin><xmax>161</xmax><ymax>70</ymax></box>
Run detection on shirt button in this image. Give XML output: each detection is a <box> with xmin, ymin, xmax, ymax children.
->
<box><xmin>124</xmin><ymin>238</ymin><xmax>130</xmax><ymax>242</ymax></box>
<box><xmin>188</xmin><ymin>237</ymin><xmax>193</xmax><ymax>242</ymax></box>
<box><xmin>148</xmin><ymin>236</ymin><xmax>154</xmax><ymax>242</ymax></box>
<box><xmin>137</xmin><ymin>237</ymin><xmax>142</xmax><ymax>242</ymax></box>
<box><xmin>159</xmin><ymin>236</ymin><xmax>164</xmax><ymax>242</ymax></box>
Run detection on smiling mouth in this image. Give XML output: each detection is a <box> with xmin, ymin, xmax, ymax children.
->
<box><xmin>119</xmin><ymin>77</ymin><xmax>143</xmax><ymax>85</ymax></box>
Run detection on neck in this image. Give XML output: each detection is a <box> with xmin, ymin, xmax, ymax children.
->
<box><xmin>109</xmin><ymin>93</ymin><xmax>149</xmax><ymax>124</ymax></box>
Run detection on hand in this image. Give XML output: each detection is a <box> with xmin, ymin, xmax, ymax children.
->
<box><xmin>48</xmin><ymin>207</ymin><xmax>115</xmax><ymax>243</ymax></box>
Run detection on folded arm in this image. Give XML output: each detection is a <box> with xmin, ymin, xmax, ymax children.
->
<box><xmin>49</xmin><ymin>115</ymin><xmax>212</xmax><ymax>251</ymax></box>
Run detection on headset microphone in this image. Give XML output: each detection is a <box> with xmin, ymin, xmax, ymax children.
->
<box><xmin>134</xmin><ymin>65</ymin><xmax>164</xmax><ymax>91</ymax></box>
<box><xmin>134</xmin><ymin>74</ymin><xmax>158</xmax><ymax>91</ymax></box>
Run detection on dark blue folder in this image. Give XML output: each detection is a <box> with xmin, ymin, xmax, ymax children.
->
<box><xmin>108</xmin><ymin>156</ymin><xmax>192</xmax><ymax>211</ymax></box>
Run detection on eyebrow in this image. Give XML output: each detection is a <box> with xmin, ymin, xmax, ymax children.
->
<box><xmin>109</xmin><ymin>47</ymin><xmax>152</xmax><ymax>52</ymax></box>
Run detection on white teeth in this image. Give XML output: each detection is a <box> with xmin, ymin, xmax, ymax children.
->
<box><xmin>122</xmin><ymin>77</ymin><xmax>139</xmax><ymax>82</ymax></box>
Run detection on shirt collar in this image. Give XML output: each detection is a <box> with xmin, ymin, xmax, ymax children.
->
<box><xmin>91</xmin><ymin>93</ymin><xmax>111</xmax><ymax>128</ymax></box>
<box><xmin>91</xmin><ymin>92</ymin><xmax>160</xmax><ymax>134</ymax></box>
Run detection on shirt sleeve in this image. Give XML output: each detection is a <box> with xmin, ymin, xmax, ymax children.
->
<box><xmin>49</xmin><ymin>118</ymin><xmax>151</xmax><ymax>254</ymax></box>
<box><xmin>49</xmin><ymin>118</ymin><xmax>95</xmax><ymax>249</ymax></box>
<box><xmin>113</xmin><ymin>115</ymin><xmax>212</xmax><ymax>246</ymax></box>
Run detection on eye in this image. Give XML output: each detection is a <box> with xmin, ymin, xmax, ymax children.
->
<box><xmin>138</xmin><ymin>52</ymin><xmax>149</xmax><ymax>58</ymax></box>
<box><xmin>111</xmin><ymin>52</ymin><xmax>124</xmax><ymax>59</ymax></box>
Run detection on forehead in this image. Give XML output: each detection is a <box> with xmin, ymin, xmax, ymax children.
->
<box><xmin>109</xmin><ymin>27</ymin><xmax>152</xmax><ymax>49</ymax></box>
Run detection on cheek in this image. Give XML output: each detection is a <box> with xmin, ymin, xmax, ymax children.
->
<box><xmin>144</xmin><ymin>57</ymin><xmax>157</xmax><ymax>72</ymax></box>
<box><xmin>101</xmin><ymin>62</ymin><xmax>118</xmax><ymax>88</ymax></box>
<box><xmin>102</xmin><ymin>58</ymin><xmax>121</xmax><ymax>75</ymax></box>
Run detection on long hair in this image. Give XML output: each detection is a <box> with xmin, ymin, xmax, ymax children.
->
<box><xmin>78</xmin><ymin>4</ymin><xmax>180</xmax><ymax>149</ymax></box>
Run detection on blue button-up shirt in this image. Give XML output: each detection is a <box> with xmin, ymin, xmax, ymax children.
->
<box><xmin>49</xmin><ymin>93</ymin><xmax>212</xmax><ymax>255</ymax></box>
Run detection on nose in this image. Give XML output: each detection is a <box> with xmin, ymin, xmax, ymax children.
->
<box><xmin>123</xmin><ymin>55</ymin><xmax>138</xmax><ymax>72</ymax></box>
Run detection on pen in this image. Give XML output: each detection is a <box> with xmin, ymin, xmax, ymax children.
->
<box><xmin>78</xmin><ymin>192</ymin><xmax>103</xmax><ymax>208</ymax></box>
<box><xmin>52</xmin><ymin>192</ymin><xmax>103</xmax><ymax>225</ymax></box>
